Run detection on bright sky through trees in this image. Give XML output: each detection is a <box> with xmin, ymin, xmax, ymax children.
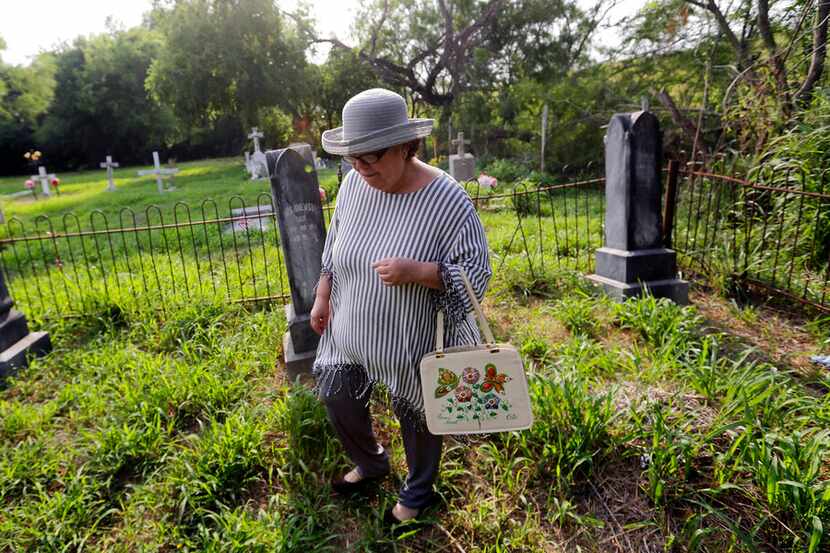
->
<box><xmin>0</xmin><ymin>0</ymin><xmax>362</xmax><ymax>66</ymax></box>
<box><xmin>1</xmin><ymin>0</ymin><xmax>635</xmax><ymax>67</ymax></box>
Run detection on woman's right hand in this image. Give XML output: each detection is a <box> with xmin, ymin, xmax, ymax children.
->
<box><xmin>310</xmin><ymin>295</ymin><xmax>330</xmax><ymax>335</ymax></box>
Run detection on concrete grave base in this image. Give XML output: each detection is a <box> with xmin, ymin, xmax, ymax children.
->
<box><xmin>0</xmin><ymin>331</ymin><xmax>51</xmax><ymax>384</ymax></box>
<box><xmin>594</xmin><ymin>247</ymin><xmax>679</xmax><ymax>283</ymax></box>
<box><xmin>282</xmin><ymin>303</ymin><xmax>318</xmax><ymax>379</ymax></box>
<box><xmin>586</xmin><ymin>273</ymin><xmax>689</xmax><ymax>305</ymax></box>
<box><xmin>282</xmin><ymin>331</ymin><xmax>316</xmax><ymax>381</ymax></box>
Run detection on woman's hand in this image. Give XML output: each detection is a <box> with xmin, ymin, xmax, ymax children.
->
<box><xmin>372</xmin><ymin>258</ymin><xmax>442</xmax><ymax>289</ymax></box>
<box><xmin>310</xmin><ymin>295</ymin><xmax>330</xmax><ymax>334</ymax></box>
<box><xmin>311</xmin><ymin>274</ymin><xmax>332</xmax><ymax>335</ymax></box>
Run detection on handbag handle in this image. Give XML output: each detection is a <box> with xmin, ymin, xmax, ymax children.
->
<box><xmin>435</xmin><ymin>268</ymin><xmax>495</xmax><ymax>354</ymax></box>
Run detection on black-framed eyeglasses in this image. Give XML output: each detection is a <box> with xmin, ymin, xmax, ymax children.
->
<box><xmin>343</xmin><ymin>147</ymin><xmax>390</xmax><ymax>165</ymax></box>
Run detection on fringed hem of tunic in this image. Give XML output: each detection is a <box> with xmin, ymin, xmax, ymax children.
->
<box><xmin>312</xmin><ymin>362</ymin><xmax>428</xmax><ymax>432</ymax></box>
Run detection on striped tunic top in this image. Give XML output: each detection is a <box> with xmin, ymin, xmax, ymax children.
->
<box><xmin>312</xmin><ymin>169</ymin><xmax>492</xmax><ymax>420</ymax></box>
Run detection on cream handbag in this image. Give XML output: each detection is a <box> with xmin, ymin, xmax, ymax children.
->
<box><xmin>420</xmin><ymin>271</ymin><xmax>534</xmax><ymax>435</ymax></box>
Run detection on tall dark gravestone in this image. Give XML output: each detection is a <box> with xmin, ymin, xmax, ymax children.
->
<box><xmin>266</xmin><ymin>148</ymin><xmax>326</xmax><ymax>378</ymax></box>
<box><xmin>587</xmin><ymin>111</ymin><xmax>689</xmax><ymax>304</ymax></box>
<box><xmin>0</xmin><ymin>268</ymin><xmax>51</xmax><ymax>384</ymax></box>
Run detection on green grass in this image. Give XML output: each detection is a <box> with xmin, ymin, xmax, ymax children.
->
<box><xmin>0</xmin><ymin>157</ymin><xmax>340</xmax><ymax>226</ymax></box>
<box><xmin>1</xmin><ymin>157</ymin><xmax>829</xmax><ymax>551</ymax></box>
<box><xmin>0</xmin><ymin>270</ymin><xmax>827</xmax><ymax>551</ymax></box>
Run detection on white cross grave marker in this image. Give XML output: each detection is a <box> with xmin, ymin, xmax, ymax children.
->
<box><xmin>100</xmin><ymin>155</ymin><xmax>120</xmax><ymax>192</ymax></box>
<box><xmin>137</xmin><ymin>151</ymin><xmax>179</xmax><ymax>193</ymax></box>
<box><xmin>452</xmin><ymin>131</ymin><xmax>471</xmax><ymax>156</ymax></box>
<box><xmin>449</xmin><ymin>131</ymin><xmax>476</xmax><ymax>182</ymax></box>
<box><xmin>247</xmin><ymin>127</ymin><xmax>267</xmax><ymax>180</ymax></box>
<box><xmin>31</xmin><ymin>166</ymin><xmax>57</xmax><ymax>197</ymax></box>
<box><xmin>248</xmin><ymin>127</ymin><xmax>264</xmax><ymax>153</ymax></box>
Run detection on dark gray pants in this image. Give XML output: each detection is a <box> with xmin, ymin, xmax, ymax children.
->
<box><xmin>322</xmin><ymin>387</ymin><xmax>443</xmax><ymax>509</ymax></box>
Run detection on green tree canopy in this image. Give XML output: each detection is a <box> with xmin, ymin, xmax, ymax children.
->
<box><xmin>35</xmin><ymin>27</ymin><xmax>176</xmax><ymax>168</ymax></box>
<box><xmin>146</xmin><ymin>0</ymin><xmax>309</xmax><ymax>132</ymax></box>
<box><xmin>0</xmin><ymin>36</ymin><xmax>57</xmax><ymax>173</ymax></box>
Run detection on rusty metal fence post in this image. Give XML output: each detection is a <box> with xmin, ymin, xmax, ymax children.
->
<box><xmin>663</xmin><ymin>159</ymin><xmax>679</xmax><ymax>248</ymax></box>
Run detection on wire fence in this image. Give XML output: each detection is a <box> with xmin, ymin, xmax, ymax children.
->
<box><xmin>1</xmin><ymin>163</ymin><xmax>826</xmax><ymax>320</ymax></box>
<box><xmin>0</xmin><ymin>176</ymin><xmax>605</xmax><ymax>319</ymax></box>
<box><xmin>671</xmin><ymin>164</ymin><xmax>830</xmax><ymax>313</ymax></box>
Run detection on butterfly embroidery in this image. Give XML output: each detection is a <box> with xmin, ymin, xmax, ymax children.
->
<box><xmin>435</xmin><ymin>368</ymin><xmax>459</xmax><ymax>398</ymax></box>
<box><xmin>481</xmin><ymin>363</ymin><xmax>509</xmax><ymax>394</ymax></box>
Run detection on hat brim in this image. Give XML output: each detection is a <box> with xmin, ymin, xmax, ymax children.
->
<box><xmin>321</xmin><ymin>119</ymin><xmax>434</xmax><ymax>155</ymax></box>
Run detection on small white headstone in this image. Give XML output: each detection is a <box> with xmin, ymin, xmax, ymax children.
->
<box><xmin>100</xmin><ymin>155</ymin><xmax>120</xmax><ymax>192</ymax></box>
<box><xmin>449</xmin><ymin>131</ymin><xmax>476</xmax><ymax>182</ymax></box>
<box><xmin>224</xmin><ymin>204</ymin><xmax>276</xmax><ymax>234</ymax></box>
<box><xmin>137</xmin><ymin>151</ymin><xmax>179</xmax><ymax>193</ymax></box>
<box><xmin>31</xmin><ymin>166</ymin><xmax>57</xmax><ymax>197</ymax></box>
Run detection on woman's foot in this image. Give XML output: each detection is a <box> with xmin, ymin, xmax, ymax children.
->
<box><xmin>384</xmin><ymin>501</ymin><xmax>433</xmax><ymax>537</ymax></box>
<box><xmin>331</xmin><ymin>467</ymin><xmax>387</xmax><ymax>495</ymax></box>
<box><xmin>391</xmin><ymin>502</ymin><xmax>419</xmax><ymax>521</ymax></box>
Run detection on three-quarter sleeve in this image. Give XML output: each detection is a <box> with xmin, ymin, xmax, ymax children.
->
<box><xmin>320</xmin><ymin>207</ymin><xmax>338</xmax><ymax>277</ymax></box>
<box><xmin>432</xmin><ymin>210</ymin><xmax>492</xmax><ymax>328</ymax></box>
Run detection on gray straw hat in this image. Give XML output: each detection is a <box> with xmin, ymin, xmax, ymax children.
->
<box><xmin>321</xmin><ymin>88</ymin><xmax>434</xmax><ymax>155</ymax></box>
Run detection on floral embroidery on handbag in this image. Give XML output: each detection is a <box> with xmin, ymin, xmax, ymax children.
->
<box><xmin>434</xmin><ymin>364</ymin><xmax>513</xmax><ymax>426</ymax></box>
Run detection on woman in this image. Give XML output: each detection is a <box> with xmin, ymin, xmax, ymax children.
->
<box><xmin>311</xmin><ymin>88</ymin><xmax>491</xmax><ymax>527</ymax></box>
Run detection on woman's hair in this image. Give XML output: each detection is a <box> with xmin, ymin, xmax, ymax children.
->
<box><xmin>402</xmin><ymin>139</ymin><xmax>420</xmax><ymax>160</ymax></box>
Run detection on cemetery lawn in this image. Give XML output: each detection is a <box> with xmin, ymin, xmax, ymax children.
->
<box><xmin>0</xmin><ymin>158</ymin><xmax>341</xmax><ymax>227</ymax></box>
<box><xmin>1</xmin><ymin>267</ymin><xmax>829</xmax><ymax>552</ymax></box>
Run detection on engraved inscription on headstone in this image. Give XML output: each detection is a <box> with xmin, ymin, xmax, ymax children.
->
<box><xmin>587</xmin><ymin>110</ymin><xmax>688</xmax><ymax>304</ymax></box>
<box><xmin>266</xmin><ymin>148</ymin><xmax>326</xmax><ymax>377</ymax></box>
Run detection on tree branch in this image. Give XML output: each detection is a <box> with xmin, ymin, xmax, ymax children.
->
<box><xmin>795</xmin><ymin>0</ymin><xmax>830</xmax><ymax>106</ymax></box>
<box><xmin>657</xmin><ymin>88</ymin><xmax>710</xmax><ymax>155</ymax></box>
<box><xmin>684</xmin><ymin>0</ymin><xmax>746</xmax><ymax>65</ymax></box>
<box><xmin>757</xmin><ymin>0</ymin><xmax>790</xmax><ymax>109</ymax></box>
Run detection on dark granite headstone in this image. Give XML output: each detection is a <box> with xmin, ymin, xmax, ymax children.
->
<box><xmin>266</xmin><ymin>148</ymin><xmax>326</xmax><ymax>377</ymax></box>
<box><xmin>0</xmin><ymin>267</ymin><xmax>51</xmax><ymax>384</ymax></box>
<box><xmin>288</xmin><ymin>143</ymin><xmax>315</xmax><ymax>170</ymax></box>
<box><xmin>587</xmin><ymin>111</ymin><xmax>688</xmax><ymax>304</ymax></box>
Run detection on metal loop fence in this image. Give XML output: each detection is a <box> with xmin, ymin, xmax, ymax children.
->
<box><xmin>2</xmin><ymin>164</ymin><xmax>825</xmax><ymax>319</ymax></box>
<box><xmin>671</xmin><ymin>165</ymin><xmax>830</xmax><ymax>313</ymax></box>
<box><xmin>0</xmin><ymin>175</ymin><xmax>606</xmax><ymax>319</ymax></box>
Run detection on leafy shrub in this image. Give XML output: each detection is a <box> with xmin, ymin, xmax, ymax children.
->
<box><xmin>482</xmin><ymin>158</ymin><xmax>529</xmax><ymax>182</ymax></box>
<box><xmin>520</xmin><ymin>336</ymin><xmax>551</xmax><ymax>362</ymax></box>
